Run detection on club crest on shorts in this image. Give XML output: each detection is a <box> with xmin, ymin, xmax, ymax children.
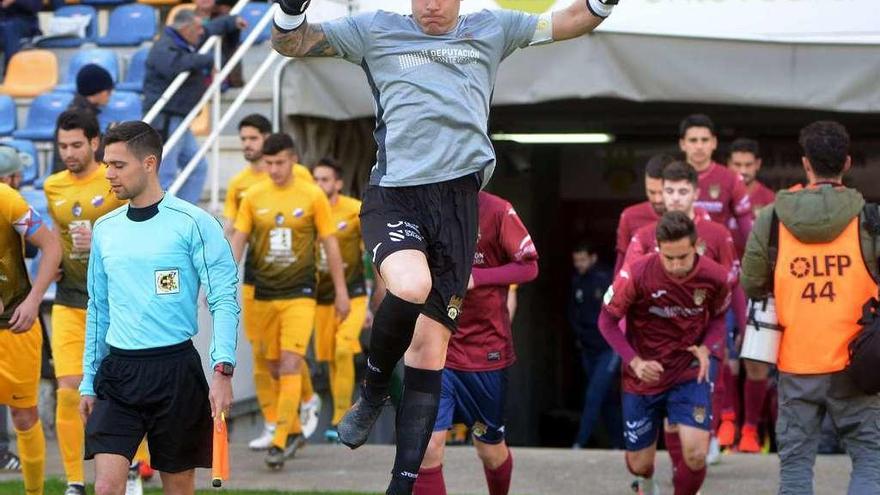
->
<box><xmin>472</xmin><ymin>421</ymin><xmax>488</xmax><ymax>438</ymax></box>
<box><xmin>447</xmin><ymin>295</ymin><xmax>464</xmax><ymax>320</ymax></box>
<box><xmin>709</xmin><ymin>184</ymin><xmax>721</xmax><ymax>200</ymax></box>
<box><xmin>693</xmin><ymin>406</ymin><xmax>707</xmax><ymax>424</ymax></box>
<box><xmin>155</xmin><ymin>269</ymin><xmax>180</xmax><ymax>295</ymax></box>
<box><xmin>693</xmin><ymin>288</ymin><xmax>707</xmax><ymax>306</ymax></box>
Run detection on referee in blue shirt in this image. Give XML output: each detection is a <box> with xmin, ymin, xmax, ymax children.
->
<box><xmin>78</xmin><ymin>121</ymin><xmax>240</xmax><ymax>495</ymax></box>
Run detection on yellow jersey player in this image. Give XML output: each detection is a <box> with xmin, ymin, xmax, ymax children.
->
<box><xmin>43</xmin><ymin>110</ymin><xmax>126</xmax><ymax>495</ymax></box>
<box><xmin>312</xmin><ymin>158</ymin><xmax>368</xmax><ymax>441</ymax></box>
<box><xmin>230</xmin><ymin>133</ymin><xmax>350</xmax><ymax>470</ymax></box>
<box><xmin>223</xmin><ymin>115</ymin><xmax>319</xmax><ymax>451</ymax></box>
<box><xmin>0</xmin><ymin>145</ymin><xmax>63</xmax><ymax>495</ymax></box>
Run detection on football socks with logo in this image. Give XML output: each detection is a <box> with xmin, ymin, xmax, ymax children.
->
<box><xmin>273</xmin><ymin>374</ymin><xmax>303</xmax><ymax>448</ymax></box>
<box><xmin>56</xmin><ymin>388</ymin><xmax>85</xmax><ymax>485</ymax></box>
<box><xmin>413</xmin><ymin>465</ymin><xmax>446</xmax><ymax>495</ymax></box>
<box><xmin>365</xmin><ymin>293</ymin><xmax>423</xmax><ymax>401</ymax></box>
<box><xmin>483</xmin><ymin>449</ymin><xmax>513</xmax><ymax>495</ymax></box>
<box><xmin>15</xmin><ymin>420</ymin><xmax>44</xmax><ymax>495</ymax></box>
<box><xmin>389</xmin><ymin>367</ymin><xmax>442</xmax><ymax>495</ymax></box>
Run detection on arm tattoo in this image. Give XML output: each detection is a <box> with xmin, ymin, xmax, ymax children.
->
<box><xmin>272</xmin><ymin>22</ymin><xmax>337</xmax><ymax>57</ymax></box>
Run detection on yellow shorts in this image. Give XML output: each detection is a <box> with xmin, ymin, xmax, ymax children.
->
<box><xmin>50</xmin><ymin>304</ymin><xmax>86</xmax><ymax>378</ymax></box>
<box><xmin>0</xmin><ymin>321</ymin><xmax>43</xmax><ymax>409</ymax></box>
<box><xmin>253</xmin><ymin>297</ymin><xmax>317</xmax><ymax>359</ymax></box>
<box><xmin>314</xmin><ymin>296</ymin><xmax>367</xmax><ymax>362</ymax></box>
<box><xmin>241</xmin><ymin>284</ymin><xmax>259</xmax><ymax>343</ymax></box>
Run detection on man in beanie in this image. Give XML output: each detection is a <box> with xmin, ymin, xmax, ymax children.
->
<box><xmin>0</xmin><ymin>145</ymin><xmax>24</xmax><ymax>188</ymax></box>
<box><xmin>70</xmin><ymin>63</ymin><xmax>114</xmax><ymax>117</ymax></box>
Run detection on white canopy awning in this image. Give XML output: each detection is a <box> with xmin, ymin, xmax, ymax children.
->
<box><xmin>284</xmin><ymin>1</ymin><xmax>880</xmax><ymax>120</ymax></box>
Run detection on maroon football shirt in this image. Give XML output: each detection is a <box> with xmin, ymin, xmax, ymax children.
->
<box><xmin>623</xmin><ymin>211</ymin><xmax>738</xmax><ymax>286</ymax></box>
<box><xmin>694</xmin><ymin>162</ymin><xmax>753</xmax><ymax>251</ymax></box>
<box><xmin>445</xmin><ymin>192</ymin><xmax>538</xmax><ymax>372</ymax></box>
<box><xmin>603</xmin><ymin>254</ymin><xmax>731</xmax><ymax>395</ymax></box>
<box><xmin>615</xmin><ymin>201</ymin><xmax>660</xmax><ymax>273</ymax></box>
<box><xmin>748</xmin><ymin>180</ymin><xmax>776</xmax><ymax>212</ymax></box>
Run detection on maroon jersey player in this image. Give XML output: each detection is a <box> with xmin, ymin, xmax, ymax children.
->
<box><xmin>600</xmin><ymin>211</ymin><xmax>730</xmax><ymax>495</ymax></box>
<box><xmin>414</xmin><ymin>191</ymin><xmax>538</xmax><ymax>495</ymax></box>
<box><xmin>614</xmin><ymin>154</ymin><xmax>676</xmax><ymax>274</ymax></box>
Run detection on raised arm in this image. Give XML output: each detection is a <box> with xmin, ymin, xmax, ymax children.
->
<box><xmin>271</xmin><ymin>0</ymin><xmax>337</xmax><ymax>58</ymax></box>
<box><xmin>552</xmin><ymin>0</ymin><xmax>617</xmax><ymax>42</ymax></box>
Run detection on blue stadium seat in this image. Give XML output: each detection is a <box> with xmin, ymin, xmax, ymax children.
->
<box><xmin>56</xmin><ymin>49</ymin><xmax>120</xmax><ymax>93</ymax></box>
<box><xmin>12</xmin><ymin>92</ymin><xmax>74</xmax><ymax>141</ymax></box>
<box><xmin>96</xmin><ymin>4</ymin><xmax>158</xmax><ymax>47</ymax></box>
<box><xmin>100</xmin><ymin>91</ymin><xmax>142</xmax><ymax>130</ymax></box>
<box><xmin>36</xmin><ymin>5</ymin><xmax>98</xmax><ymax>48</ymax></box>
<box><xmin>4</xmin><ymin>139</ymin><xmax>40</xmax><ymax>187</ymax></box>
<box><xmin>0</xmin><ymin>95</ymin><xmax>15</xmax><ymax>136</ymax></box>
<box><xmin>82</xmin><ymin>0</ymin><xmax>134</xmax><ymax>6</ymax></box>
<box><xmin>239</xmin><ymin>2</ymin><xmax>271</xmax><ymax>44</ymax></box>
<box><xmin>117</xmin><ymin>47</ymin><xmax>149</xmax><ymax>93</ymax></box>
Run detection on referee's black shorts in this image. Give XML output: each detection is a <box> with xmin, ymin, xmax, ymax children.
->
<box><xmin>84</xmin><ymin>340</ymin><xmax>212</xmax><ymax>472</ymax></box>
<box><xmin>360</xmin><ymin>172</ymin><xmax>480</xmax><ymax>332</ymax></box>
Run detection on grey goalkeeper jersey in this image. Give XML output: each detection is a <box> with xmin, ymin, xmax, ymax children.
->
<box><xmin>322</xmin><ymin>9</ymin><xmax>543</xmax><ymax>187</ymax></box>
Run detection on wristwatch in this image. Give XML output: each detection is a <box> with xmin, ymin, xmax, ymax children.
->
<box><xmin>214</xmin><ymin>362</ymin><xmax>234</xmax><ymax>377</ymax></box>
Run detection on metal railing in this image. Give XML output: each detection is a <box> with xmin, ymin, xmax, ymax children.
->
<box><xmin>161</xmin><ymin>2</ymin><xmax>278</xmax><ymax>212</ymax></box>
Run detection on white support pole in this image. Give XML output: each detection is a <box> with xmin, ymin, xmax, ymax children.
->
<box><xmin>210</xmin><ymin>38</ymin><xmax>222</xmax><ymax>212</ymax></box>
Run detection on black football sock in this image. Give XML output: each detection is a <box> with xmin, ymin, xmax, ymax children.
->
<box><xmin>365</xmin><ymin>292</ymin><xmax>422</xmax><ymax>401</ymax></box>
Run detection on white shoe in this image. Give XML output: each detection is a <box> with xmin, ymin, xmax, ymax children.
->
<box><xmin>706</xmin><ymin>436</ymin><xmax>721</xmax><ymax>466</ymax></box>
<box><xmin>300</xmin><ymin>394</ymin><xmax>322</xmax><ymax>439</ymax></box>
<box><xmin>125</xmin><ymin>463</ymin><xmax>143</xmax><ymax>495</ymax></box>
<box><xmin>248</xmin><ymin>424</ymin><xmax>276</xmax><ymax>451</ymax></box>
<box><xmin>631</xmin><ymin>476</ymin><xmax>660</xmax><ymax>495</ymax></box>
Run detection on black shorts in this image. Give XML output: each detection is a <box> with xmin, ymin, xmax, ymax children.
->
<box><xmin>84</xmin><ymin>340</ymin><xmax>212</xmax><ymax>473</ymax></box>
<box><xmin>360</xmin><ymin>173</ymin><xmax>480</xmax><ymax>331</ymax></box>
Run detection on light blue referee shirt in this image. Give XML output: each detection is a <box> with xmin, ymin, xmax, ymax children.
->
<box><xmin>80</xmin><ymin>194</ymin><xmax>240</xmax><ymax>396</ymax></box>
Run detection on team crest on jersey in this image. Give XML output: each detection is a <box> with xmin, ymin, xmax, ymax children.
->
<box><xmin>693</xmin><ymin>406</ymin><xmax>707</xmax><ymax>424</ymax></box>
<box><xmin>337</xmin><ymin>221</ymin><xmax>348</xmax><ymax>231</ymax></box>
<box><xmin>155</xmin><ymin>269</ymin><xmax>180</xmax><ymax>295</ymax></box>
<box><xmin>293</xmin><ymin>208</ymin><xmax>304</xmax><ymax>218</ymax></box>
<box><xmin>693</xmin><ymin>289</ymin><xmax>707</xmax><ymax>306</ymax></box>
<box><xmin>709</xmin><ymin>184</ymin><xmax>721</xmax><ymax>199</ymax></box>
<box><xmin>72</xmin><ymin>202</ymin><xmax>83</xmax><ymax>218</ymax></box>
<box><xmin>696</xmin><ymin>240</ymin><xmax>706</xmax><ymax>256</ymax></box>
<box><xmin>275</xmin><ymin>213</ymin><xmax>285</xmax><ymax>226</ymax></box>
<box><xmin>472</xmin><ymin>422</ymin><xmax>488</xmax><ymax>438</ymax></box>
<box><xmin>447</xmin><ymin>295</ymin><xmax>464</xmax><ymax>320</ymax></box>
<box><xmin>91</xmin><ymin>195</ymin><xmax>104</xmax><ymax>208</ymax></box>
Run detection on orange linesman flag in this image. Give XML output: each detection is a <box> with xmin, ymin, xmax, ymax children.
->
<box><xmin>212</xmin><ymin>412</ymin><xmax>229</xmax><ymax>488</ymax></box>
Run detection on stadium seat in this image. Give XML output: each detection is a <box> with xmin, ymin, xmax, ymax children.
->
<box><xmin>0</xmin><ymin>50</ymin><xmax>59</xmax><ymax>98</ymax></box>
<box><xmin>165</xmin><ymin>3</ymin><xmax>195</xmax><ymax>25</ymax></box>
<box><xmin>82</xmin><ymin>0</ymin><xmax>135</xmax><ymax>7</ymax></box>
<box><xmin>4</xmin><ymin>139</ymin><xmax>40</xmax><ymax>187</ymax></box>
<box><xmin>140</xmin><ymin>0</ymin><xmax>180</xmax><ymax>6</ymax></box>
<box><xmin>0</xmin><ymin>96</ymin><xmax>16</xmax><ymax>137</ymax></box>
<box><xmin>13</xmin><ymin>92</ymin><xmax>74</xmax><ymax>141</ymax></box>
<box><xmin>117</xmin><ymin>47</ymin><xmax>150</xmax><ymax>93</ymax></box>
<box><xmin>99</xmin><ymin>91</ymin><xmax>143</xmax><ymax>130</ymax></box>
<box><xmin>239</xmin><ymin>2</ymin><xmax>271</xmax><ymax>44</ymax></box>
<box><xmin>96</xmin><ymin>4</ymin><xmax>158</xmax><ymax>46</ymax></box>
<box><xmin>36</xmin><ymin>5</ymin><xmax>98</xmax><ymax>48</ymax></box>
<box><xmin>56</xmin><ymin>49</ymin><xmax>120</xmax><ymax>93</ymax></box>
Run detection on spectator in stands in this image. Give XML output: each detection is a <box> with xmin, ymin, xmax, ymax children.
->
<box><xmin>71</xmin><ymin>63</ymin><xmax>114</xmax><ymax>117</ymax></box>
<box><xmin>0</xmin><ymin>0</ymin><xmax>41</xmax><ymax>72</ymax></box>
<box><xmin>569</xmin><ymin>242</ymin><xmax>622</xmax><ymax>449</ymax></box>
<box><xmin>143</xmin><ymin>8</ymin><xmax>245</xmax><ymax>204</ymax></box>
<box><xmin>194</xmin><ymin>0</ymin><xmax>244</xmax><ymax>88</ymax></box>
<box><xmin>0</xmin><ymin>144</ymin><xmax>23</xmax><ymax>188</ymax></box>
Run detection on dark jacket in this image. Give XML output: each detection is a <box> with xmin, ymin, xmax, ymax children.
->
<box><xmin>143</xmin><ymin>16</ymin><xmax>238</xmax><ymax>118</ymax></box>
<box><xmin>568</xmin><ymin>266</ymin><xmax>613</xmax><ymax>352</ymax></box>
<box><xmin>0</xmin><ymin>0</ymin><xmax>41</xmax><ymax>22</ymax></box>
<box><xmin>741</xmin><ymin>185</ymin><xmax>880</xmax><ymax>299</ymax></box>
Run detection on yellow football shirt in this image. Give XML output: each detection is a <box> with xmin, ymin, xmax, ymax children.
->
<box><xmin>316</xmin><ymin>195</ymin><xmax>366</xmax><ymax>303</ymax></box>
<box><xmin>0</xmin><ymin>184</ymin><xmax>36</xmax><ymax>328</ymax></box>
<box><xmin>43</xmin><ymin>165</ymin><xmax>126</xmax><ymax>309</ymax></box>
<box><xmin>235</xmin><ymin>178</ymin><xmax>334</xmax><ymax>300</ymax></box>
<box><xmin>224</xmin><ymin>164</ymin><xmax>313</xmax><ymax>222</ymax></box>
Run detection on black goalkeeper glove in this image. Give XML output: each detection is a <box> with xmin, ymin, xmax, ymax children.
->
<box><xmin>277</xmin><ymin>0</ymin><xmax>311</xmax><ymax>16</ymax></box>
<box><xmin>587</xmin><ymin>0</ymin><xmax>618</xmax><ymax>18</ymax></box>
